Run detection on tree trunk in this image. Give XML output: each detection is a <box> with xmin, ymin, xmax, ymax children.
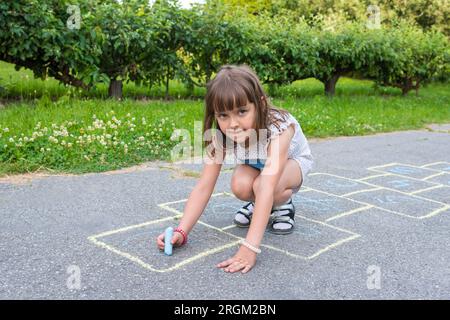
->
<box><xmin>324</xmin><ymin>74</ymin><xmax>340</xmax><ymax>97</ymax></box>
<box><xmin>401</xmin><ymin>86</ymin><xmax>411</xmax><ymax>96</ymax></box>
<box><xmin>165</xmin><ymin>71</ymin><xmax>170</xmax><ymax>100</ymax></box>
<box><xmin>108</xmin><ymin>79</ymin><xmax>123</xmax><ymax>99</ymax></box>
<box><xmin>186</xmin><ymin>81</ymin><xmax>194</xmax><ymax>98</ymax></box>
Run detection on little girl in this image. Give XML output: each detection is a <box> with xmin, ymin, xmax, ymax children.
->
<box><xmin>157</xmin><ymin>64</ymin><xmax>313</xmax><ymax>274</ymax></box>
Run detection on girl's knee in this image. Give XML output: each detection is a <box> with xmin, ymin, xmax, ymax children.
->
<box><xmin>273</xmin><ymin>189</ymin><xmax>293</xmax><ymax>206</ymax></box>
<box><xmin>231</xmin><ymin>178</ymin><xmax>254</xmax><ymax>201</ymax></box>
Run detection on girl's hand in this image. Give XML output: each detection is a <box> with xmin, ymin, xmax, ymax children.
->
<box><xmin>216</xmin><ymin>245</ymin><xmax>257</xmax><ymax>274</ymax></box>
<box><xmin>156</xmin><ymin>230</ymin><xmax>184</xmax><ymax>250</ymax></box>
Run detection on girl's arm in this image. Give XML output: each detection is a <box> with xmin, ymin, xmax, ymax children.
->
<box><xmin>176</xmin><ymin>152</ymin><xmax>224</xmax><ymax>235</ymax></box>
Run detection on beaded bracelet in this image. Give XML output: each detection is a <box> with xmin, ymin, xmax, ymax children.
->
<box><xmin>174</xmin><ymin>227</ymin><xmax>188</xmax><ymax>245</ymax></box>
<box><xmin>240</xmin><ymin>239</ymin><xmax>261</xmax><ymax>254</ymax></box>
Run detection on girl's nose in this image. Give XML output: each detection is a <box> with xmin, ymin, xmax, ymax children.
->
<box><xmin>229</xmin><ymin>116</ymin><xmax>239</xmax><ymax>129</ymax></box>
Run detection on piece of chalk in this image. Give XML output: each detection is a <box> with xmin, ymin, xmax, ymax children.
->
<box><xmin>164</xmin><ymin>227</ymin><xmax>174</xmax><ymax>256</ymax></box>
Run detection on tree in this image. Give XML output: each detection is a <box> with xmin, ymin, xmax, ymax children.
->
<box><xmin>0</xmin><ymin>0</ymin><xmax>103</xmax><ymax>90</ymax></box>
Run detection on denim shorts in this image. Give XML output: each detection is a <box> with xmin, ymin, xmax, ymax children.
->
<box><xmin>243</xmin><ymin>158</ymin><xmax>303</xmax><ymax>194</ymax></box>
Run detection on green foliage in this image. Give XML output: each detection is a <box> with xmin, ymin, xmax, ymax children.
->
<box><xmin>0</xmin><ymin>0</ymin><xmax>103</xmax><ymax>88</ymax></box>
<box><xmin>0</xmin><ymin>0</ymin><xmax>448</xmax><ymax>98</ymax></box>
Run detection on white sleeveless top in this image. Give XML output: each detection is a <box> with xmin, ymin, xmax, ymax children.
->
<box><xmin>219</xmin><ymin>110</ymin><xmax>314</xmax><ymax>181</ymax></box>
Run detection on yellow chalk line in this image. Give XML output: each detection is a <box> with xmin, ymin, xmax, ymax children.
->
<box><xmin>357</xmin><ymin>173</ymin><xmax>392</xmax><ymax>181</ymax></box>
<box><xmin>420</xmin><ymin>162</ymin><xmax>449</xmax><ymax>168</ymax></box>
<box><xmin>306</xmin><ymin>234</ymin><xmax>361</xmax><ymax>260</ymax></box>
<box><xmin>89</xmin><ymin>216</ymin><xmax>176</xmax><ymax>239</ymax></box>
<box><xmin>422</xmin><ymin>172</ymin><xmax>447</xmax><ymax>180</ymax></box>
<box><xmin>342</xmin><ymin>187</ymin><xmax>383</xmax><ymax>197</ymax></box>
<box><xmin>325</xmin><ymin>205</ymin><xmax>374</xmax><ymax>222</ymax></box>
<box><xmin>410</xmin><ymin>185</ymin><xmax>446</xmax><ymax>195</ymax></box>
<box><xmin>417</xmin><ymin>205</ymin><xmax>450</xmax><ymax>220</ymax></box>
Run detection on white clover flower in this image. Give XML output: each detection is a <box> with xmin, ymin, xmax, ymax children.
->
<box><xmin>67</xmin><ymin>143</ymin><xmax>73</xmax><ymax>148</ymax></box>
<box><xmin>3</xmin><ymin>128</ymin><xmax>9</xmax><ymax>133</ymax></box>
<box><xmin>8</xmin><ymin>138</ymin><xmax>14</xmax><ymax>143</ymax></box>
<box><xmin>138</xmin><ymin>136</ymin><xmax>145</xmax><ymax>141</ymax></box>
<box><xmin>40</xmin><ymin>147</ymin><xmax>45</xmax><ymax>152</ymax></box>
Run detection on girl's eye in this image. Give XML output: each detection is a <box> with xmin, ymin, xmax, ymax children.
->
<box><xmin>217</xmin><ymin>114</ymin><xmax>228</xmax><ymax>119</ymax></box>
<box><xmin>239</xmin><ymin>110</ymin><xmax>247</xmax><ymax>115</ymax></box>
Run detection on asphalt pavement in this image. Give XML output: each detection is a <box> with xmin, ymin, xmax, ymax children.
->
<box><xmin>0</xmin><ymin>126</ymin><xmax>449</xmax><ymax>299</ymax></box>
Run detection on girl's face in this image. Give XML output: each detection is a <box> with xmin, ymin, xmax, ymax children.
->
<box><xmin>215</xmin><ymin>102</ymin><xmax>256</xmax><ymax>144</ymax></box>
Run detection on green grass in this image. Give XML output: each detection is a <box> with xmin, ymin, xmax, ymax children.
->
<box><xmin>0</xmin><ymin>61</ymin><xmax>206</xmax><ymax>100</ymax></box>
<box><xmin>1</xmin><ymin>61</ymin><xmax>449</xmax><ymax>176</ymax></box>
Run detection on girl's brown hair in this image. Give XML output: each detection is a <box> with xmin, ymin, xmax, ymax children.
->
<box><xmin>203</xmin><ymin>64</ymin><xmax>289</xmax><ymax>158</ymax></box>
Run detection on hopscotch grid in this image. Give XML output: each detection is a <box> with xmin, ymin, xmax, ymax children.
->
<box><xmin>199</xmin><ymin>214</ymin><xmax>361</xmax><ymax>260</ymax></box>
<box><xmin>89</xmin><ymin>195</ymin><xmax>363</xmax><ymax>271</ymax></box>
<box><xmin>88</xmin><ymin>235</ymin><xmax>241</xmax><ymax>273</ymax></box>
<box><xmin>367</xmin><ymin>164</ymin><xmax>446</xmax><ymax>180</ymax></box>
<box><xmin>88</xmin><ymin>161</ymin><xmax>447</xmax><ymax>272</ymax></box>
<box><xmin>314</xmin><ymin>172</ymin><xmax>448</xmax><ymax>207</ymax></box>
<box><xmin>304</xmin><ymin>185</ymin><xmax>444</xmax><ymax>220</ymax></box>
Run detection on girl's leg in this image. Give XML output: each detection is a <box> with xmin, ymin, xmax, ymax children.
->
<box><xmin>230</xmin><ymin>164</ymin><xmax>261</xmax><ymax>201</ymax></box>
<box><xmin>231</xmin><ymin>164</ymin><xmax>261</xmax><ymax>227</ymax></box>
<box><xmin>252</xmin><ymin>159</ymin><xmax>302</xmax><ymax>205</ymax></box>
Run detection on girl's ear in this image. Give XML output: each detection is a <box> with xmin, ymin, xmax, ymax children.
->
<box><xmin>260</xmin><ymin>95</ymin><xmax>267</xmax><ymax>106</ymax></box>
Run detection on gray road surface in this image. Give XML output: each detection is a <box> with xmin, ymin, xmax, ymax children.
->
<box><xmin>0</xmin><ymin>126</ymin><xmax>449</xmax><ymax>299</ymax></box>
